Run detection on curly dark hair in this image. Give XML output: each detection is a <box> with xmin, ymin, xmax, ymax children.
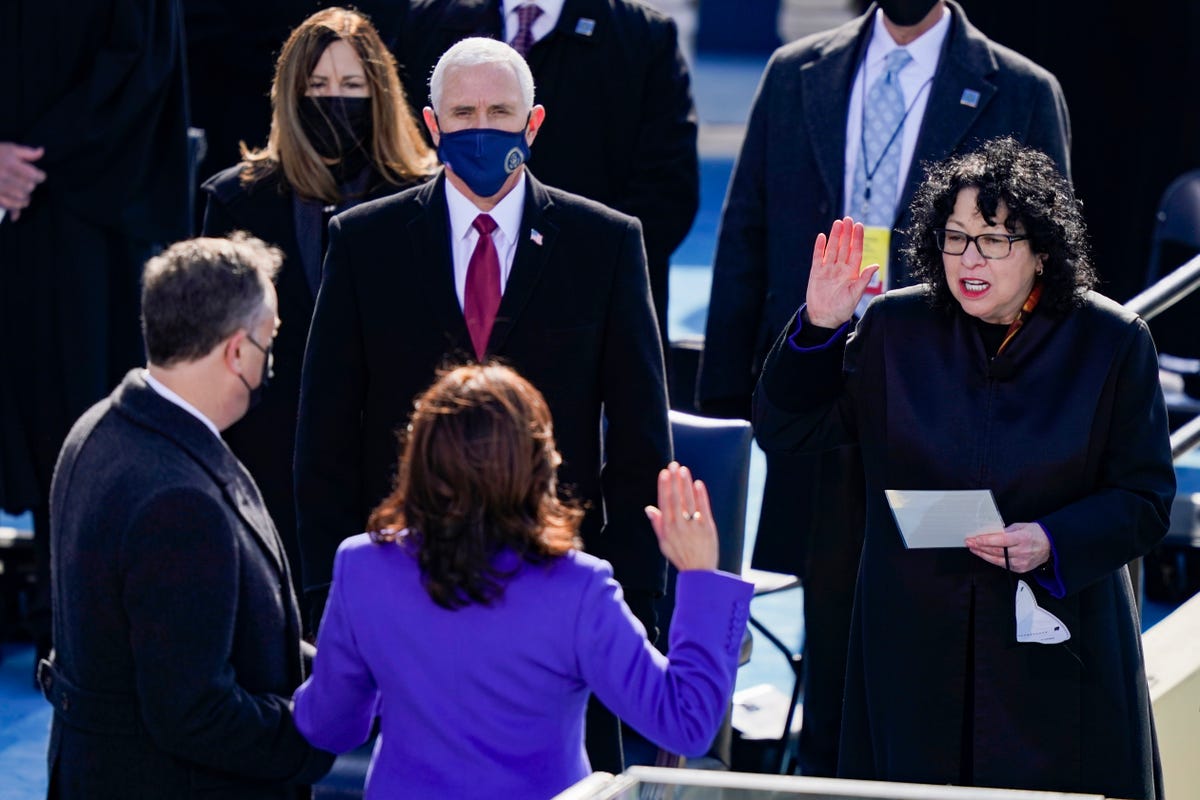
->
<box><xmin>904</xmin><ymin>136</ymin><xmax>1096</xmax><ymax>315</ymax></box>
<box><xmin>367</xmin><ymin>363</ymin><xmax>583</xmax><ymax>609</ymax></box>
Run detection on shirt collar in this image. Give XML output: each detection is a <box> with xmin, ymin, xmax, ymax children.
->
<box><xmin>445</xmin><ymin>170</ymin><xmax>527</xmax><ymax>246</ymax></box>
<box><xmin>143</xmin><ymin>369</ymin><xmax>222</xmax><ymax>439</ymax></box>
<box><xmin>867</xmin><ymin>5</ymin><xmax>952</xmax><ymax>72</ymax></box>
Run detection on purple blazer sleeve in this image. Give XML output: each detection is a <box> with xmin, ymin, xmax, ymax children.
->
<box><xmin>576</xmin><ymin>566</ymin><xmax>752</xmax><ymax>757</ymax></box>
<box><xmin>292</xmin><ymin>544</ymin><xmax>379</xmax><ymax>753</ymax></box>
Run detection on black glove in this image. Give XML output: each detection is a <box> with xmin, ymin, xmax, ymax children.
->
<box><xmin>623</xmin><ymin>588</ymin><xmax>660</xmax><ymax>646</ymax></box>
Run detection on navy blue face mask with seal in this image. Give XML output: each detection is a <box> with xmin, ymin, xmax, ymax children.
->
<box><xmin>435</xmin><ymin>115</ymin><xmax>531</xmax><ymax>198</ymax></box>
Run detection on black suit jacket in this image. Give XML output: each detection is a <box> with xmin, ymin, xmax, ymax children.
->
<box><xmin>390</xmin><ymin>0</ymin><xmax>699</xmax><ymax>346</ymax></box>
<box><xmin>295</xmin><ymin>171</ymin><xmax>670</xmax><ymax>606</ymax></box>
<box><xmin>200</xmin><ymin>165</ymin><xmax>419</xmax><ymax>615</ymax></box>
<box><xmin>45</xmin><ymin>370</ymin><xmax>332</xmax><ymax>799</ymax></box>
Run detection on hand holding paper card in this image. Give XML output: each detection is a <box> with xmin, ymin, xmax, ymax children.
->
<box><xmin>885</xmin><ymin>489</ymin><xmax>1005</xmax><ymax>548</ymax></box>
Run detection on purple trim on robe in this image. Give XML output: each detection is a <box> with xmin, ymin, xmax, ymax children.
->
<box><xmin>1032</xmin><ymin>522</ymin><xmax>1066</xmax><ymax>598</ymax></box>
<box><xmin>786</xmin><ymin>304</ymin><xmax>851</xmax><ymax>352</ymax></box>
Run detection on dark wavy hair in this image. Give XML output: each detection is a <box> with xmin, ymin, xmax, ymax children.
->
<box><xmin>367</xmin><ymin>364</ymin><xmax>583</xmax><ymax>609</ymax></box>
<box><xmin>905</xmin><ymin>136</ymin><xmax>1096</xmax><ymax>315</ymax></box>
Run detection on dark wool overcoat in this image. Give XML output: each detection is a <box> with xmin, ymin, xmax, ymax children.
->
<box><xmin>45</xmin><ymin>371</ymin><xmax>332</xmax><ymax>798</ymax></box>
<box><xmin>201</xmin><ymin>165</ymin><xmax>421</xmax><ymax>613</ymax></box>
<box><xmin>755</xmin><ymin>288</ymin><xmax>1174</xmax><ymax>799</ymax></box>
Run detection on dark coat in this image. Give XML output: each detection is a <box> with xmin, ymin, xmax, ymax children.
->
<box><xmin>45</xmin><ymin>371</ymin><xmax>333</xmax><ymax>799</ymax></box>
<box><xmin>200</xmin><ymin>165</ymin><xmax>420</xmax><ymax>612</ymax></box>
<box><xmin>294</xmin><ymin>170</ymin><xmax>670</xmax><ymax>601</ymax></box>
<box><xmin>390</xmin><ymin>0</ymin><xmax>699</xmax><ymax>347</ymax></box>
<box><xmin>754</xmin><ymin>288</ymin><xmax>1174</xmax><ymax>799</ymax></box>
<box><xmin>0</xmin><ymin>0</ymin><xmax>191</xmax><ymax>512</ymax></box>
<box><xmin>695</xmin><ymin>2</ymin><xmax>1073</xmax><ymax>774</ymax></box>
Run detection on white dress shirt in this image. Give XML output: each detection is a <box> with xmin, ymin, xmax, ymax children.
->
<box><xmin>445</xmin><ymin>172</ymin><xmax>526</xmax><ymax>309</ymax></box>
<box><xmin>503</xmin><ymin>0</ymin><xmax>565</xmax><ymax>47</ymax></box>
<box><xmin>143</xmin><ymin>369</ymin><xmax>222</xmax><ymax>439</ymax></box>
<box><xmin>843</xmin><ymin>6</ymin><xmax>952</xmax><ymax>217</ymax></box>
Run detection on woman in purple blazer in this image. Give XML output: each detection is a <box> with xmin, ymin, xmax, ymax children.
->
<box><xmin>293</xmin><ymin>364</ymin><xmax>752</xmax><ymax>798</ymax></box>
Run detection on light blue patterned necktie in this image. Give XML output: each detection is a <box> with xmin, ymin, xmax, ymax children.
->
<box><xmin>851</xmin><ymin>49</ymin><xmax>914</xmax><ymax>227</ymax></box>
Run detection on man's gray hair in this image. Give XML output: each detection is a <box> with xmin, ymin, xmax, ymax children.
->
<box><xmin>141</xmin><ymin>232</ymin><xmax>282</xmax><ymax>367</ymax></box>
<box><xmin>428</xmin><ymin>37</ymin><xmax>536</xmax><ymax>113</ymax></box>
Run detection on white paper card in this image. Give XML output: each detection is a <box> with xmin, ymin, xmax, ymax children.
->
<box><xmin>884</xmin><ymin>489</ymin><xmax>1004</xmax><ymax>549</ymax></box>
<box><xmin>1015</xmin><ymin>579</ymin><xmax>1070</xmax><ymax>644</ymax></box>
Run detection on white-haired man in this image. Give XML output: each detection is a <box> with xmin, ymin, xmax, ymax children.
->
<box><xmin>295</xmin><ymin>37</ymin><xmax>671</xmax><ymax>771</ymax></box>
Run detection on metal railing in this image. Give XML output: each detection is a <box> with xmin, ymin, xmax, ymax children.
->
<box><xmin>1125</xmin><ymin>253</ymin><xmax>1200</xmax><ymax>324</ymax></box>
<box><xmin>1124</xmin><ymin>253</ymin><xmax>1200</xmax><ymax>459</ymax></box>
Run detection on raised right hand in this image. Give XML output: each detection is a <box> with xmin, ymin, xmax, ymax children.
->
<box><xmin>0</xmin><ymin>143</ymin><xmax>46</xmax><ymax>222</ymax></box>
<box><xmin>644</xmin><ymin>462</ymin><xmax>719</xmax><ymax>572</ymax></box>
<box><xmin>804</xmin><ymin>216</ymin><xmax>879</xmax><ymax>328</ymax></box>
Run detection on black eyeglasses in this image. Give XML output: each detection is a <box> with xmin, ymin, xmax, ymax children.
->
<box><xmin>934</xmin><ymin>228</ymin><xmax>1029</xmax><ymax>259</ymax></box>
<box><xmin>245</xmin><ymin>333</ymin><xmax>275</xmax><ymax>381</ymax></box>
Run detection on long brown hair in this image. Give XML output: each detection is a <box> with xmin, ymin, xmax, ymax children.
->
<box><xmin>368</xmin><ymin>364</ymin><xmax>583</xmax><ymax>609</ymax></box>
<box><xmin>241</xmin><ymin>7</ymin><xmax>436</xmax><ymax>202</ymax></box>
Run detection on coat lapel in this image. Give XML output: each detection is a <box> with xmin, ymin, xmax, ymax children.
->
<box><xmin>113</xmin><ymin>371</ymin><xmax>287</xmax><ymax>575</ymax></box>
<box><xmin>487</xmin><ymin>172</ymin><xmax>558</xmax><ymax>355</ymax></box>
<box><xmin>900</xmin><ymin>2</ymin><xmax>999</xmax><ymax>218</ymax></box>
<box><xmin>432</xmin><ymin>0</ymin><xmax>500</xmax><ymax>38</ymax></box>
<box><xmin>410</xmin><ymin>174</ymin><xmax>475</xmax><ymax>353</ymax></box>
<box><xmin>801</xmin><ymin>16</ymin><xmax>870</xmax><ymax>208</ymax></box>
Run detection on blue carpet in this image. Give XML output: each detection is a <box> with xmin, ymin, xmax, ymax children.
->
<box><xmin>0</xmin><ymin>644</ymin><xmax>50</xmax><ymax>797</ymax></box>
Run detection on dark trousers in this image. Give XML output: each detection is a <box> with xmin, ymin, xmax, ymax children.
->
<box><xmin>752</xmin><ymin>446</ymin><xmax>864</xmax><ymax>777</ymax></box>
<box><xmin>585</xmin><ymin>695</ymin><xmax>624</xmax><ymax>774</ymax></box>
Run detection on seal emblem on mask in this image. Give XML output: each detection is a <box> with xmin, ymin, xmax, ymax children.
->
<box><xmin>504</xmin><ymin>147</ymin><xmax>525</xmax><ymax>173</ymax></box>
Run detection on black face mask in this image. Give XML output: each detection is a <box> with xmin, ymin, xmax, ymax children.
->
<box><xmin>298</xmin><ymin>96</ymin><xmax>373</xmax><ymax>182</ymax></box>
<box><xmin>876</xmin><ymin>0</ymin><xmax>938</xmax><ymax>26</ymax></box>
<box><xmin>238</xmin><ymin>334</ymin><xmax>273</xmax><ymax>412</ymax></box>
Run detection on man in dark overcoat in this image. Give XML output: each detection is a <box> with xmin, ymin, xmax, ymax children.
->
<box><xmin>697</xmin><ymin>0</ymin><xmax>1071</xmax><ymax>774</ymax></box>
<box><xmin>387</xmin><ymin>0</ymin><xmax>699</xmax><ymax>351</ymax></box>
<box><xmin>294</xmin><ymin>37</ymin><xmax>671</xmax><ymax>773</ymax></box>
<box><xmin>41</xmin><ymin>235</ymin><xmax>333</xmax><ymax>798</ymax></box>
<box><xmin>0</xmin><ymin>0</ymin><xmax>192</xmax><ymax>663</ymax></box>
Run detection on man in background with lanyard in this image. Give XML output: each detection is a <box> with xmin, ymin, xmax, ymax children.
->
<box><xmin>698</xmin><ymin>0</ymin><xmax>1071</xmax><ymax>776</ymax></box>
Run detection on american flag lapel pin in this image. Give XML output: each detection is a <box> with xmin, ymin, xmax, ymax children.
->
<box><xmin>530</xmin><ymin>229</ymin><xmax>544</xmax><ymax>246</ymax></box>
<box><xmin>960</xmin><ymin>88</ymin><xmax>981</xmax><ymax>108</ymax></box>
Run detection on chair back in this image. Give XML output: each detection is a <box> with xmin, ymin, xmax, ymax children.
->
<box><xmin>1144</xmin><ymin>171</ymin><xmax>1200</xmax><ymax>408</ymax></box>
<box><xmin>655</xmin><ymin>411</ymin><xmax>752</xmax><ymax>645</ymax></box>
<box><xmin>1147</xmin><ymin>169</ymin><xmax>1200</xmax><ymax>286</ymax></box>
<box><xmin>669</xmin><ymin>410</ymin><xmax>752</xmax><ymax>576</ymax></box>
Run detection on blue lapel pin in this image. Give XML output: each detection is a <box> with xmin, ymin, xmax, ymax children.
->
<box><xmin>574</xmin><ymin>18</ymin><xmax>596</xmax><ymax>36</ymax></box>
<box><xmin>960</xmin><ymin>88</ymin><xmax>981</xmax><ymax>108</ymax></box>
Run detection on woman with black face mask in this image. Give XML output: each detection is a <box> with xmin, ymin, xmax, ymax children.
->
<box><xmin>201</xmin><ymin>7</ymin><xmax>436</xmax><ymax>629</ymax></box>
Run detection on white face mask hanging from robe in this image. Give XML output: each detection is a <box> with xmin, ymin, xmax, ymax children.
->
<box><xmin>1014</xmin><ymin>579</ymin><xmax>1070</xmax><ymax>644</ymax></box>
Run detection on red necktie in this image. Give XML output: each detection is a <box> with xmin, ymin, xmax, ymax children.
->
<box><xmin>464</xmin><ymin>214</ymin><xmax>501</xmax><ymax>360</ymax></box>
<box><xmin>510</xmin><ymin>3</ymin><xmax>543</xmax><ymax>58</ymax></box>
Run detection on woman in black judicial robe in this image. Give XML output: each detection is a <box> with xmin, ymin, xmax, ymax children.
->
<box><xmin>202</xmin><ymin>7</ymin><xmax>435</xmax><ymax>619</ymax></box>
<box><xmin>754</xmin><ymin>137</ymin><xmax>1174</xmax><ymax>799</ymax></box>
